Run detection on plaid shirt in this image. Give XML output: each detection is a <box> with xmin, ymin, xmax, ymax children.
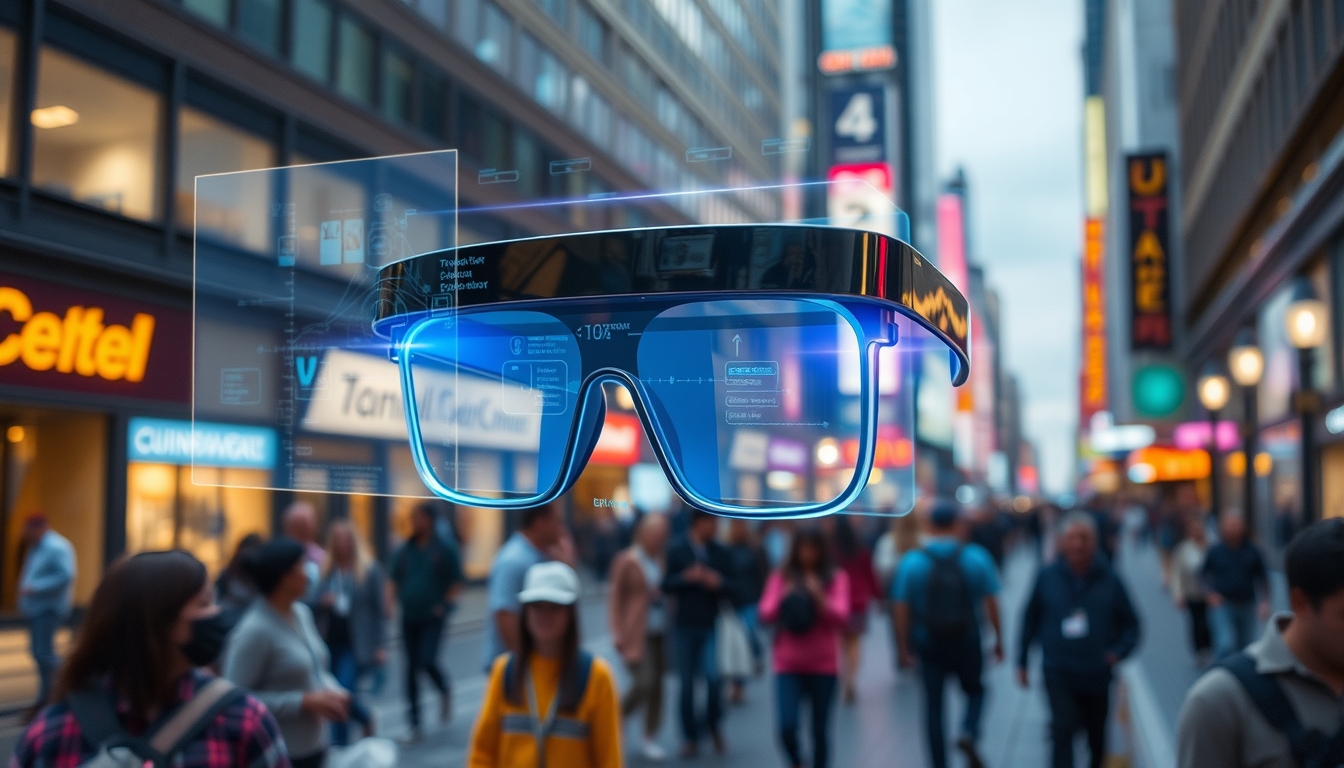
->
<box><xmin>10</xmin><ymin>669</ymin><xmax>290</xmax><ymax>768</ymax></box>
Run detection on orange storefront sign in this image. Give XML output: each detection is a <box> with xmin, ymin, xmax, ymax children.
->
<box><xmin>1126</xmin><ymin>446</ymin><xmax>1211</xmax><ymax>483</ymax></box>
<box><xmin>0</xmin><ymin>287</ymin><xmax>154</xmax><ymax>382</ymax></box>
<box><xmin>1079</xmin><ymin>217</ymin><xmax>1108</xmax><ymax>421</ymax></box>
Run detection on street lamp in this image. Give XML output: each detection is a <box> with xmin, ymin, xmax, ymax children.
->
<box><xmin>1197</xmin><ymin>367</ymin><xmax>1231</xmax><ymax>519</ymax></box>
<box><xmin>1228</xmin><ymin>330</ymin><xmax>1263</xmax><ymax>533</ymax></box>
<box><xmin>1286</xmin><ymin>278</ymin><xmax>1329</xmax><ymax>524</ymax></box>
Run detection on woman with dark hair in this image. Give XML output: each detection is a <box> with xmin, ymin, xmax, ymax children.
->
<box><xmin>12</xmin><ymin>550</ymin><xmax>288</xmax><ymax>768</ymax></box>
<box><xmin>825</xmin><ymin>515</ymin><xmax>879</xmax><ymax>703</ymax></box>
<box><xmin>758</xmin><ymin>527</ymin><xmax>850</xmax><ymax>768</ymax></box>
<box><xmin>216</xmin><ymin>533</ymin><xmax>264</xmax><ymax>625</ymax></box>
<box><xmin>224</xmin><ymin>538</ymin><xmax>350</xmax><ymax>768</ymax></box>
<box><xmin>469</xmin><ymin>561</ymin><xmax>621</xmax><ymax>768</ymax></box>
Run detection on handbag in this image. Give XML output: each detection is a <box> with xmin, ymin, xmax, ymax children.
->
<box><xmin>716</xmin><ymin>605</ymin><xmax>754</xmax><ymax>679</ymax></box>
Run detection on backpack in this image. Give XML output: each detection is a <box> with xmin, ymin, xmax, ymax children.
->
<box><xmin>1220</xmin><ymin>652</ymin><xmax>1344</xmax><ymax>768</ymax></box>
<box><xmin>923</xmin><ymin>546</ymin><xmax>974</xmax><ymax>640</ymax></box>
<box><xmin>68</xmin><ymin>677</ymin><xmax>243</xmax><ymax>768</ymax></box>
<box><xmin>778</xmin><ymin>589</ymin><xmax>817</xmax><ymax>635</ymax></box>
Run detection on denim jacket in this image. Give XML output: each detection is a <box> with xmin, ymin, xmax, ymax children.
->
<box><xmin>19</xmin><ymin>530</ymin><xmax>75</xmax><ymax>618</ymax></box>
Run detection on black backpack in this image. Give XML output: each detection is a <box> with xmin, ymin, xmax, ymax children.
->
<box><xmin>923</xmin><ymin>546</ymin><xmax>974</xmax><ymax>640</ymax></box>
<box><xmin>1220</xmin><ymin>652</ymin><xmax>1344</xmax><ymax>768</ymax></box>
<box><xmin>778</xmin><ymin>589</ymin><xmax>818</xmax><ymax>635</ymax></box>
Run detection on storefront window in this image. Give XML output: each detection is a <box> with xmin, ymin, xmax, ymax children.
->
<box><xmin>125</xmin><ymin>417</ymin><xmax>276</xmax><ymax>575</ymax></box>
<box><xmin>176</xmin><ymin>107</ymin><xmax>277</xmax><ymax>245</ymax></box>
<box><xmin>32</xmin><ymin>47</ymin><xmax>162</xmax><ymax>221</ymax></box>
<box><xmin>0</xmin><ymin>28</ymin><xmax>17</xmax><ymax>178</ymax></box>
<box><xmin>293</xmin><ymin>0</ymin><xmax>333</xmax><ymax>81</ymax></box>
<box><xmin>1258</xmin><ymin>284</ymin><xmax>1295</xmax><ymax>424</ymax></box>
<box><xmin>336</xmin><ymin>16</ymin><xmax>375</xmax><ymax>105</ymax></box>
<box><xmin>0</xmin><ymin>410</ymin><xmax>105</xmax><ymax>613</ymax></box>
<box><xmin>127</xmin><ymin>465</ymin><xmax>272</xmax><ymax>575</ymax></box>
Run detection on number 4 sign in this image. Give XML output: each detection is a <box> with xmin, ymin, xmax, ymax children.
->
<box><xmin>829</xmin><ymin>86</ymin><xmax>886</xmax><ymax>165</ymax></box>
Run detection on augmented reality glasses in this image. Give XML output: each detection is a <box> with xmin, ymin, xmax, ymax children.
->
<box><xmin>373</xmin><ymin>225</ymin><xmax>969</xmax><ymax>518</ymax></box>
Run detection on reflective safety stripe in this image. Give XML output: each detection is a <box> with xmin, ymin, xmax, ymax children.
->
<box><xmin>498</xmin><ymin>713</ymin><xmax>590</xmax><ymax>740</ymax></box>
<box><xmin>501</xmin><ymin>714</ymin><xmax>534</xmax><ymax>734</ymax></box>
<box><xmin>550</xmin><ymin>718</ymin><xmax>591</xmax><ymax>739</ymax></box>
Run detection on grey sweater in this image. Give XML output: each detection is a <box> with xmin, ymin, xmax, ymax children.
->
<box><xmin>223</xmin><ymin>600</ymin><xmax>341</xmax><ymax>759</ymax></box>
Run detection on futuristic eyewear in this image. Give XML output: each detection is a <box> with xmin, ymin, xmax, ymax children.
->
<box><xmin>374</xmin><ymin>224</ymin><xmax>969</xmax><ymax>518</ymax></box>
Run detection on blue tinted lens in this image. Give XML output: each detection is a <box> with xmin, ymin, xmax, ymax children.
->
<box><xmin>402</xmin><ymin>312</ymin><xmax>583</xmax><ymax>500</ymax></box>
<box><xmin>636</xmin><ymin>299</ymin><xmax>869</xmax><ymax>513</ymax></box>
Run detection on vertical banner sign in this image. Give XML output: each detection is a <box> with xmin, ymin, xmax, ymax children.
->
<box><xmin>1080</xmin><ymin>218</ymin><xmax>1109</xmax><ymax>421</ymax></box>
<box><xmin>826</xmin><ymin>86</ymin><xmax>895</xmax><ymax>237</ymax></box>
<box><xmin>1127</xmin><ymin>152</ymin><xmax>1172</xmax><ymax>349</ymax></box>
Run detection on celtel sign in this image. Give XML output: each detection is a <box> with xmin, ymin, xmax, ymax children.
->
<box><xmin>0</xmin><ymin>287</ymin><xmax>155</xmax><ymax>381</ymax></box>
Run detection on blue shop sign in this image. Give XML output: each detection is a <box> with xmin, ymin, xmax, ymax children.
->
<box><xmin>128</xmin><ymin>417</ymin><xmax>276</xmax><ymax>470</ymax></box>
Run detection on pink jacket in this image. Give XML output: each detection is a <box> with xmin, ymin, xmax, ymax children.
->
<box><xmin>757</xmin><ymin>569</ymin><xmax>850</xmax><ymax>675</ymax></box>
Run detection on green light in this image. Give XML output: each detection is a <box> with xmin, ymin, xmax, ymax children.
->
<box><xmin>1132</xmin><ymin>364</ymin><xmax>1184</xmax><ymax>418</ymax></box>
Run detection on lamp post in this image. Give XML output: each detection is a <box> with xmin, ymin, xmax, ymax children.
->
<box><xmin>1228</xmin><ymin>331</ymin><xmax>1264</xmax><ymax>533</ymax></box>
<box><xmin>1286</xmin><ymin>278</ymin><xmax>1329</xmax><ymax>524</ymax></box>
<box><xmin>1197</xmin><ymin>368</ymin><xmax>1231</xmax><ymax>519</ymax></box>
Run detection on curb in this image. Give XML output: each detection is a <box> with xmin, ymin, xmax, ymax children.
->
<box><xmin>1120</xmin><ymin>662</ymin><xmax>1176</xmax><ymax>768</ymax></box>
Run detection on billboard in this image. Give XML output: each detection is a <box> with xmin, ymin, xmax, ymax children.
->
<box><xmin>829</xmin><ymin>87</ymin><xmax>886</xmax><ymax>164</ymax></box>
<box><xmin>1080</xmin><ymin>217</ymin><xmax>1108</xmax><ymax>421</ymax></box>
<box><xmin>1127</xmin><ymin>152</ymin><xmax>1173</xmax><ymax>350</ymax></box>
<box><xmin>819</xmin><ymin>0</ymin><xmax>895</xmax><ymax>74</ymax></box>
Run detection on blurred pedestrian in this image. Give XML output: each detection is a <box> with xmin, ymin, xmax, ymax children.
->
<box><xmin>725</xmin><ymin>518</ymin><xmax>770</xmax><ymax>702</ymax></box>
<box><xmin>216</xmin><ymin>533</ymin><xmax>263</xmax><ymax>630</ymax></box>
<box><xmin>1176</xmin><ymin>518</ymin><xmax>1344</xmax><ymax>768</ymax></box>
<box><xmin>969</xmin><ymin>505</ymin><xmax>1007</xmax><ymax>569</ymax></box>
<box><xmin>284</xmin><ymin>501</ymin><xmax>325</xmax><ymax>604</ymax></box>
<box><xmin>12</xmin><ymin>551</ymin><xmax>287</xmax><ymax>768</ymax></box>
<box><xmin>18</xmin><ymin>513</ymin><xmax>74</xmax><ymax>714</ymax></box>
<box><xmin>873</xmin><ymin>513</ymin><xmax>922</xmax><ymax>596</ymax></box>
<box><xmin>1171</xmin><ymin>516</ymin><xmax>1212</xmax><ymax>665</ymax></box>
<box><xmin>826</xmin><ymin>515</ymin><xmax>879</xmax><ymax>703</ymax></box>
<box><xmin>225</xmin><ymin>537</ymin><xmax>351</xmax><ymax>768</ymax></box>
<box><xmin>318</xmin><ymin>520</ymin><xmax>385</xmax><ymax>745</ymax></box>
<box><xmin>469</xmin><ymin>561</ymin><xmax>622</xmax><ymax>768</ymax></box>
<box><xmin>608</xmin><ymin>513</ymin><xmax>671</xmax><ymax>761</ymax></box>
<box><xmin>758</xmin><ymin>527</ymin><xmax>850</xmax><ymax>768</ymax></box>
<box><xmin>1017</xmin><ymin>512</ymin><xmax>1140</xmax><ymax>768</ymax></box>
<box><xmin>662</xmin><ymin>508</ymin><xmax>733</xmax><ymax>757</ymax></box>
<box><xmin>483</xmin><ymin>502</ymin><xmax>575</xmax><ymax>671</ymax></box>
<box><xmin>893</xmin><ymin>501</ymin><xmax>1003</xmax><ymax>768</ymax></box>
<box><xmin>1203</xmin><ymin>511</ymin><xmax>1270</xmax><ymax>659</ymax></box>
<box><xmin>391</xmin><ymin>502</ymin><xmax>464</xmax><ymax>741</ymax></box>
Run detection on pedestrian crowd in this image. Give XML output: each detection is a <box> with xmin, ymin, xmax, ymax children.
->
<box><xmin>7</xmin><ymin>488</ymin><xmax>1344</xmax><ymax>768</ymax></box>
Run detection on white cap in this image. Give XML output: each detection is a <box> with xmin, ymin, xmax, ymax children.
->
<box><xmin>518</xmin><ymin>561</ymin><xmax>580</xmax><ymax>605</ymax></box>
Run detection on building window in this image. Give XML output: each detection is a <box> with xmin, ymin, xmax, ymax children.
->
<box><xmin>516</xmin><ymin>34</ymin><xmax>567</xmax><ymax>114</ymax></box>
<box><xmin>477</xmin><ymin>1</ymin><xmax>513</xmax><ymax>73</ymax></box>
<box><xmin>536</xmin><ymin>0</ymin><xmax>568</xmax><ymax>28</ymax></box>
<box><xmin>183</xmin><ymin>0</ymin><xmax>230</xmax><ymax>27</ymax></box>
<box><xmin>420</xmin><ymin>69</ymin><xmax>447</xmax><ymax>139</ymax></box>
<box><xmin>32</xmin><ymin>47</ymin><xmax>162</xmax><ymax>221</ymax></box>
<box><xmin>175</xmin><ymin>106</ymin><xmax>277</xmax><ymax>243</ymax></box>
<box><xmin>1293</xmin><ymin>1</ymin><xmax>1309</xmax><ymax>95</ymax></box>
<box><xmin>381</xmin><ymin>47</ymin><xmax>414</xmax><ymax>125</ymax></box>
<box><xmin>337</xmin><ymin>16</ymin><xmax>376</xmax><ymax>104</ymax></box>
<box><xmin>292</xmin><ymin>0</ymin><xmax>333</xmax><ymax>81</ymax></box>
<box><xmin>0</xmin><ymin>28</ymin><xmax>16</xmax><ymax>178</ymax></box>
<box><xmin>1312</xmin><ymin>0</ymin><xmax>1328</xmax><ymax>64</ymax></box>
<box><xmin>238</xmin><ymin>0</ymin><xmax>282</xmax><ymax>54</ymax></box>
<box><xmin>576</xmin><ymin>4</ymin><xmax>609</xmax><ymax>63</ymax></box>
<box><xmin>413</xmin><ymin>0</ymin><xmax>450</xmax><ymax>28</ymax></box>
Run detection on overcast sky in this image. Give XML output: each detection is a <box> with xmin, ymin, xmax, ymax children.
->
<box><xmin>932</xmin><ymin>0</ymin><xmax>1084</xmax><ymax>494</ymax></box>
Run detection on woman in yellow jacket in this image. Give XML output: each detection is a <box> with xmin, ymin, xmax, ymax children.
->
<box><xmin>469</xmin><ymin>561</ymin><xmax>623</xmax><ymax>768</ymax></box>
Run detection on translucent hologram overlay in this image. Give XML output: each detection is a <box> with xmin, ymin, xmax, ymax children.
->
<box><xmin>193</xmin><ymin>150</ymin><xmax>458</xmax><ymax>496</ymax></box>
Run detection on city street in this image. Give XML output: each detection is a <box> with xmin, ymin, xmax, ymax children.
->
<box><xmin>376</xmin><ymin>546</ymin><xmax>1074</xmax><ymax>767</ymax></box>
